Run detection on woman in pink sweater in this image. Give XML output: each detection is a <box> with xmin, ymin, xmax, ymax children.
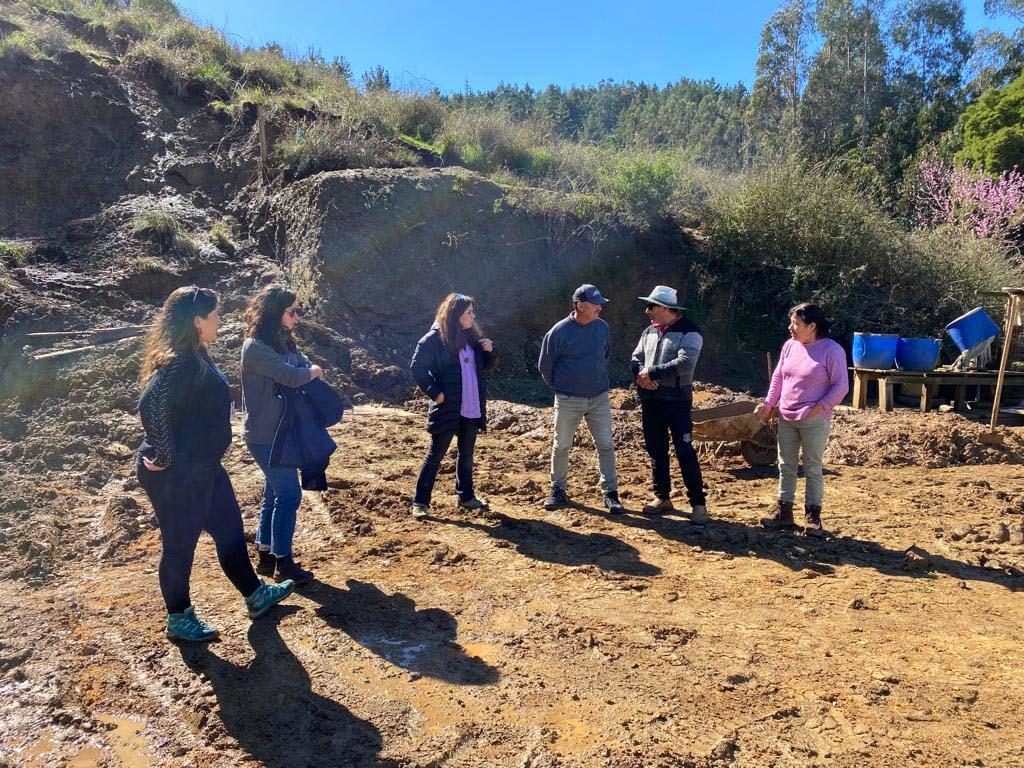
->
<box><xmin>755</xmin><ymin>303</ymin><xmax>849</xmax><ymax>536</ymax></box>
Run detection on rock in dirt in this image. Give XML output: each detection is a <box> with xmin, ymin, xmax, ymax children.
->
<box><xmin>901</xmin><ymin>545</ymin><xmax>933</xmax><ymax>572</ymax></box>
<box><xmin>710</xmin><ymin>732</ymin><xmax>739</xmax><ymax>763</ymax></box>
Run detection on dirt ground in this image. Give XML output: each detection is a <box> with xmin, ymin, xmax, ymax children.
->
<box><xmin>2</xmin><ymin>391</ymin><xmax>1024</xmax><ymax>768</ymax></box>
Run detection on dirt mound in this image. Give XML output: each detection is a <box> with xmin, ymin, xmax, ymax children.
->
<box><xmin>827</xmin><ymin>408</ymin><xmax>1024</xmax><ymax>467</ymax></box>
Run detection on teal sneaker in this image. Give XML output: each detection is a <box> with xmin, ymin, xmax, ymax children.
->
<box><xmin>165</xmin><ymin>605</ymin><xmax>219</xmax><ymax>643</ymax></box>
<box><xmin>245</xmin><ymin>579</ymin><xmax>295</xmax><ymax>619</ymax></box>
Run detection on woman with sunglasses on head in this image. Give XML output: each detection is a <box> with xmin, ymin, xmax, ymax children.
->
<box><xmin>137</xmin><ymin>286</ymin><xmax>295</xmax><ymax>643</ymax></box>
<box><xmin>409</xmin><ymin>292</ymin><xmax>497</xmax><ymax>520</ymax></box>
<box><xmin>241</xmin><ymin>284</ymin><xmax>323</xmax><ymax>584</ymax></box>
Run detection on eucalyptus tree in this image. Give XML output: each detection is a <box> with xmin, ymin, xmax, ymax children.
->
<box><xmin>747</xmin><ymin>0</ymin><xmax>813</xmax><ymax>157</ymax></box>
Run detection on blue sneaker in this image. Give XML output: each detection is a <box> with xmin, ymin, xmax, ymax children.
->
<box><xmin>245</xmin><ymin>579</ymin><xmax>295</xmax><ymax>619</ymax></box>
<box><xmin>165</xmin><ymin>605</ymin><xmax>219</xmax><ymax>643</ymax></box>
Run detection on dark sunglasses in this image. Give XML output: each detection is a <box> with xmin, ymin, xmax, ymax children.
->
<box><xmin>285</xmin><ymin>307</ymin><xmax>303</xmax><ymax>318</ymax></box>
<box><xmin>644</xmin><ymin>303</ymin><xmax>658</xmax><ymax>310</ymax></box>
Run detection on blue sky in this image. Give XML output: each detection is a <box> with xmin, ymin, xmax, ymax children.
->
<box><xmin>177</xmin><ymin>0</ymin><xmax>1018</xmax><ymax>93</ymax></box>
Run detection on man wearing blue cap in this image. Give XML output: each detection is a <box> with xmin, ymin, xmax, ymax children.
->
<box><xmin>537</xmin><ymin>284</ymin><xmax>623</xmax><ymax>513</ymax></box>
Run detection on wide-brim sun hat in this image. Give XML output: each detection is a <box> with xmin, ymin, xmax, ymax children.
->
<box><xmin>638</xmin><ymin>285</ymin><xmax>684</xmax><ymax>310</ymax></box>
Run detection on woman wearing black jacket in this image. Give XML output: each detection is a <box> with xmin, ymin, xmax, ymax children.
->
<box><xmin>137</xmin><ymin>286</ymin><xmax>294</xmax><ymax>643</ymax></box>
<box><xmin>409</xmin><ymin>292</ymin><xmax>496</xmax><ymax>520</ymax></box>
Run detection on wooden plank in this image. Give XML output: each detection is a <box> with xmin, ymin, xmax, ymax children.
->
<box><xmin>32</xmin><ymin>345</ymin><xmax>98</xmax><ymax>361</ymax></box>
<box><xmin>24</xmin><ymin>330</ymin><xmax>90</xmax><ymax>338</ymax></box>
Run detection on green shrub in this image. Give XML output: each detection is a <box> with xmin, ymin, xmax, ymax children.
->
<box><xmin>0</xmin><ymin>28</ymin><xmax>40</xmax><ymax>62</ymax></box>
<box><xmin>239</xmin><ymin>44</ymin><xmax>305</xmax><ymax>90</ymax></box>
<box><xmin>131</xmin><ymin>0</ymin><xmax>181</xmax><ymax>19</ymax></box>
<box><xmin>0</xmin><ymin>242</ymin><xmax>27</xmax><ymax>266</ymax></box>
<box><xmin>438</xmin><ymin>109</ymin><xmax>542</xmax><ymax>173</ymax></box>
<box><xmin>598</xmin><ymin>153</ymin><xmax>674</xmax><ymax>224</ymax></box>
<box><xmin>702</xmin><ymin>159</ymin><xmax>1020</xmax><ymax>346</ymax></box>
<box><xmin>396</xmin><ymin>94</ymin><xmax>446</xmax><ymax>141</ymax></box>
<box><xmin>129</xmin><ymin>209</ymin><xmax>193</xmax><ymax>252</ymax></box>
<box><xmin>274</xmin><ymin>119</ymin><xmax>384</xmax><ymax>179</ymax></box>
<box><xmin>208</xmin><ymin>221</ymin><xmax>236</xmax><ymax>254</ymax></box>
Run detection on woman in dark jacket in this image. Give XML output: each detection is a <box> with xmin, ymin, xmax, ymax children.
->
<box><xmin>137</xmin><ymin>286</ymin><xmax>294</xmax><ymax>643</ymax></box>
<box><xmin>241</xmin><ymin>284</ymin><xmax>323</xmax><ymax>585</ymax></box>
<box><xmin>409</xmin><ymin>292</ymin><xmax>496</xmax><ymax>519</ymax></box>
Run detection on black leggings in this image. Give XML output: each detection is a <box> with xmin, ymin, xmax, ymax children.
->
<box><xmin>413</xmin><ymin>417</ymin><xmax>479</xmax><ymax>505</ymax></box>
<box><xmin>138</xmin><ymin>457</ymin><xmax>260</xmax><ymax>614</ymax></box>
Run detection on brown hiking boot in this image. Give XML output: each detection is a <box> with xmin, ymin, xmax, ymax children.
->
<box><xmin>761</xmin><ymin>500</ymin><xmax>796</xmax><ymax>529</ymax></box>
<box><xmin>803</xmin><ymin>504</ymin><xmax>825</xmax><ymax>537</ymax></box>
<box><xmin>641</xmin><ymin>497</ymin><xmax>674</xmax><ymax>515</ymax></box>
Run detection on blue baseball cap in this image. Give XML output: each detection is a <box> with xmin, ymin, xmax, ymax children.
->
<box><xmin>573</xmin><ymin>284</ymin><xmax>609</xmax><ymax>304</ymax></box>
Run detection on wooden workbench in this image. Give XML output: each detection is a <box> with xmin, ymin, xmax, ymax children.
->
<box><xmin>850</xmin><ymin>367</ymin><xmax>1024</xmax><ymax>412</ymax></box>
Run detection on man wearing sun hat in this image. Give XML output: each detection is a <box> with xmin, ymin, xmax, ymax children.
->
<box><xmin>630</xmin><ymin>285</ymin><xmax>708</xmax><ymax>523</ymax></box>
<box><xmin>537</xmin><ymin>283</ymin><xmax>623</xmax><ymax>514</ymax></box>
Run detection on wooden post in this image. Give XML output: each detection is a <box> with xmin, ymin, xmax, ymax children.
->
<box><xmin>879</xmin><ymin>377</ymin><xmax>894</xmax><ymax>412</ymax></box>
<box><xmin>920</xmin><ymin>382</ymin><xmax>936</xmax><ymax>413</ymax></box>
<box><xmin>954</xmin><ymin>384</ymin><xmax>966</xmax><ymax>412</ymax></box>
<box><xmin>990</xmin><ymin>290</ymin><xmax>1023</xmax><ymax>432</ymax></box>
<box><xmin>852</xmin><ymin>370</ymin><xmax>866</xmax><ymax>409</ymax></box>
<box><xmin>257</xmin><ymin>106</ymin><xmax>269</xmax><ymax>184</ymax></box>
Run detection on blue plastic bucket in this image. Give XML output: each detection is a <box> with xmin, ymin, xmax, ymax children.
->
<box><xmin>945</xmin><ymin>307</ymin><xmax>999</xmax><ymax>352</ymax></box>
<box><xmin>852</xmin><ymin>332</ymin><xmax>898</xmax><ymax>369</ymax></box>
<box><xmin>896</xmin><ymin>337</ymin><xmax>941</xmax><ymax>371</ymax></box>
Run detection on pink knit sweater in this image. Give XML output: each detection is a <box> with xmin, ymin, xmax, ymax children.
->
<box><xmin>764</xmin><ymin>338</ymin><xmax>849</xmax><ymax>421</ymax></box>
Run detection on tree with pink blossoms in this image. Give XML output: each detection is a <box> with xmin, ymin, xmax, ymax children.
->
<box><xmin>915</xmin><ymin>146</ymin><xmax>1024</xmax><ymax>246</ymax></box>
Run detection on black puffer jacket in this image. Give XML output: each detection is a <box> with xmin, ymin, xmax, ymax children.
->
<box><xmin>410</xmin><ymin>326</ymin><xmax>496</xmax><ymax>434</ymax></box>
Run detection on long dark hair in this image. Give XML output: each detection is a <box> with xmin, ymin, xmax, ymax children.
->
<box><xmin>139</xmin><ymin>286</ymin><xmax>218</xmax><ymax>386</ymax></box>
<box><xmin>790</xmin><ymin>302</ymin><xmax>832</xmax><ymax>339</ymax></box>
<box><xmin>244</xmin><ymin>284</ymin><xmax>298</xmax><ymax>354</ymax></box>
<box><xmin>434</xmin><ymin>292</ymin><xmax>480</xmax><ymax>353</ymax></box>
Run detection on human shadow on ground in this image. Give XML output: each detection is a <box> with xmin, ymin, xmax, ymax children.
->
<box><xmin>437</xmin><ymin>513</ymin><xmax>661</xmax><ymax>577</ymax></box>
<box><xmin>305</xmin><ymin>578</ymin><xmax>500</xmax><ymax>685</ymax></box>
<box><xmin>610</xmin><ymin>510</ymin><xmax>1023</xmax><ymax>590</ymax></box>
<box><xmin>178</xmin><ymin>606</ymin><xmax>385</xmax><ymax>768</ymax></box>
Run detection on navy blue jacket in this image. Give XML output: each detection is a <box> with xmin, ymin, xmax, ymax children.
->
<box><xmin>410</xmin><ymin>326</ymin><xmax>496</xmax><ymax>435</ymax></box>
<box><xmin>270</xmin><ymin>377</ymin><xmax>344</xmax><ymax>484</ymax></box>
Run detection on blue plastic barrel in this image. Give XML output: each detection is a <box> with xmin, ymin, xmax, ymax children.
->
<box><xmin>945</xmin><ymin>307</ymin><xmax>999</xmax><ymax>352</ymax></box>
<box><xmin>896</xmin><ymin>337</ymin><xmax>941</xmax><ymax>371</ymax></box>
<box><xmin>852</xmin><ymin>332</ymin><xmax>898</xmax><ymax>369</ymax></box>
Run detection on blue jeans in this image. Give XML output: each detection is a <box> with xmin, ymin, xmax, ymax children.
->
<box><xmin>248</xmin><ymin>443</ymin><xmax>302</xmax><ymax>557</ymax></box>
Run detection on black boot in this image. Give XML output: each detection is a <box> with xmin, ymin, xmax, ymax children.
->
<box><xmin>761</xmin><ymin>500</ymin><xmax>796</xmax><ymax>529</ymax></box>
<box><xmin>275</xmin><ymin>555</ymin><xmax>314</xmax><ymax>585</ymax></box>
<box><xmin>803</xmin><ymin>505</ymin><xmax>825</xmax><ymax>537</ymax></box>
<box><xmin>255</xmin><ymin>549</ymin><xmax>276</xmax><ymax>577</ymax></box>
